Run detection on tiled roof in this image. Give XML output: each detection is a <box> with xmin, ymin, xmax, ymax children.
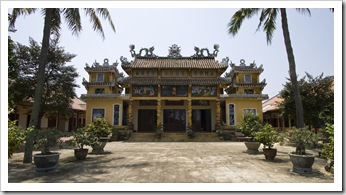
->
<box><xmin>122</xmin><ymin>57</ymin><xmax>228</xmax><ymax>69</ymax></box>
<box><xmin>233</xmin><ymin>82</ymin><xmax>267</xmax><ymax>88</ymax></box>
<box><xmin>117</xmin><ymin>77</ymin><xmax>232</xmax><ymax>85</ymax></box>
<box><xmin>71</xmin><ymin>98</ymin><xmax>86</xmax><ymax>111</ymax></box>
<box><xmin>262</xmin><ymin>94</ymin><xmax>283</xmax><ymax>113</ymax></box>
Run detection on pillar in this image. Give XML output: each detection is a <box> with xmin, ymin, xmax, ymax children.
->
<box><xmin>216</xmin><ymin>99</ymin><xmax>221</xmax><ymax>130</ymax></box>
<box><xmin>128</xmin><ymin>100</ymin><xmax>133</xmax><ymax>130</ymax></box>
<box><xmin>187</xmin><ymin>99</ymin><xmax>192</xmax><ymax>128</ymax></box>
<box><xmin>157</xmin><ymin>100</ymin><xmax>162</xmax><ymax>129</ymax></box>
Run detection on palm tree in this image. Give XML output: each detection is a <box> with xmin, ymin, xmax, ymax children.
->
<box><xmin>228</xmin><ymin>8</ymin><xmax>308</xmax><ymax>129</ymax></box>
<box><xmin>9</xmin><ymin>8</ymin><xmax>115</xmax><ymax>163</ymax></box>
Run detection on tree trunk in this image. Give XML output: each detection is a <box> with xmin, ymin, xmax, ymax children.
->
<box><xmin>280</xmin><ymin>8</ymin><xmax>304</xmax><ymax>128</ymax></box>
<box><xmin>23</xmin><ymin>8</ymin><xmax>54</xmax><ymax>163</ymax></box>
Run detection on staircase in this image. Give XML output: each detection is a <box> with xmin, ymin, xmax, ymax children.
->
<box><xmin>126</xmin><ymin>132</ymin><xmax>223</xmax><ymax>142</ymax></box>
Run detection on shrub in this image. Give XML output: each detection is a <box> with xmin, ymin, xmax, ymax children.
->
<box><xmin>281</xmin><ymin>127</ymin><xmax>318</xmax><ymax>155</ymax></box>
<box><xmin>85</xmin><ymin>117</ymin><xmax>112</xmax><ymax>138</ymax></box>
<box><xmin>8</xmin><ymin>120</ymin><xmax>32</xmax><ymax>158</ymax></box>
<box><xmin>255</xmin><ymin>124</ymin><xmax>278</xmax><ymax>149</ymax></box>
<box><xmin>322</xmin><ymin>123</ymin><xmax>334</xmax><ymax>160</ymax></box>
<box><xmin>34</xmin><ymin>128</ymin><xmax>67</xmax><ymax>154</ymax></box>
<box><xmin>71</xmin><ymin>127</ymin><xmax>99</xmax><ymax>149</ymax></box>
<box><xmin>236</xmin><ymin>114</ymin><xmax>263</xmax><ymax>141</ymax></box>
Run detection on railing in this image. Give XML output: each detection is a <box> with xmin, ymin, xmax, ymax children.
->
<box><xmin>220</xmin><ymin>94</ymin><xmax>269</xmax><ymax>99</ymax></box>
<box><xmin>81</xmin><ymin>94</ymin><xmax>130</xmax><ymax>99</ymax></box>
<box><xmin>82</xmin><ymin>82</ymin><xmax>115</xmax><ymax>86</ymax></box>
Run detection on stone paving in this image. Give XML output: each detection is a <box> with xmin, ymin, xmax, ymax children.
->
<box><xmin>8</xmin><ymin>141</ymin><xmax>334</xmax><ymax>186</ymax></box>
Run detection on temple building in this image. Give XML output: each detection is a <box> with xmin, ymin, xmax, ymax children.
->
<box><xmin>81</xmin><ymin>44</ymin><xmax>268</xmax><ymax>133</ymax></box>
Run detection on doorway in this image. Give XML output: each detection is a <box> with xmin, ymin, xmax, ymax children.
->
<box><xmin>138</xmin><ymin>109</ymin><xmax>157</xmax><ymax>132</ymax></box>
<box><xmin>163</xmin><ymin>109</ymin><xmax>186</xmax><ymax>132</ymax></box>
<box><xmin>192</xmin><ymin>109</ymin><xmax>211</xmax><ymax>132</ymax></box>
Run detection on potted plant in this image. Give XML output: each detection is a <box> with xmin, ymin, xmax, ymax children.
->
<box><xmin>282</xmin><ymin>127</ymin><xmax>318</xmax><ymax>173</ymax></box>
<box><xmin>236</xmin><ymin>114</ymin><xmax>263</xmax><ymax>153</ymax></box>
<box><xmin>71</xmin><ymin>127</ymin><xmax>98</xmax><ymax>160</ymax></box>
<box><xmin>155</xmin><ymin>124</ymin><xmax>163</xmax><ymax>139</ymax></box>
<box><xmin>85</xmin><ymin>117</ymin><xmax>112</xmax><ymax>154</ymax></box>
<box><xmin>186</xmin><ymin>125</ymin><xmax>194</xmax><ymax>139</ymax></box>
<box><xmin>33</xmin><ymin>128</ymin><xmax>66</xmax><ymax>172</ymax></box>
<box><xmin>255</xmin><ymin>124</ymin><xmax>278</xmax><ymax>160</ymax></box>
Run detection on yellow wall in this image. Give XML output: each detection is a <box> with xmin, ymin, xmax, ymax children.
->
<box><xmin>225</xmin><ymin>99</ymin><xmax>263</xmax><ymax>129</ymax></box>
<box><xmin>89</xmin><ymin>72</ymin><xmax>113</xmax><ymax>82</ymax></box>
<box><xmin>236</xmin><ymin>73</ymin><xmax>259</xmax><ymax>83</ymax></box>
<box><xmin>86</xmin><ymin>98</ymin><xmax>124</xmax><ymax>126</ymax></box>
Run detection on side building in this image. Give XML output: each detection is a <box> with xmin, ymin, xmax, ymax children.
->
<box><xmin>81</xmin><ymin>44</ymin><xmax>268</xmax><ymax>132</ymax></box>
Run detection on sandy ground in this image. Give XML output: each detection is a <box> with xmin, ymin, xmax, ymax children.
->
<box><xmin>8</xmin><ymin>141</ymin><xmax>334</xmax><ymax>186</ymax></box>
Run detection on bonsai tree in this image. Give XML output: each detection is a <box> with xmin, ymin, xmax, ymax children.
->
<box><xmin>236</xmin><ymin>114</ymin><xmax>263</xmax><ymax>141</ymax></box>
<box><xmin>255</xmin><ymin>124</ymin><xmax>278</xmax><ymax>149</ymax></box>
<box><xmin>85</xmin><ymin>117</ymin><xmax>112</xmax><ymax>139</ymax></box>
<box><xmin>71</xmin><ymin>127</ymin><xmax>99</xmax><ymax>149</ymax></box>
<box><xmin>282</xmin><ymin>127</ymin><xmax>318</xmax><ymax>155</ymax></box>
<box><xmin>34</xmin><ymin>128</ymin><xmax>66</xmax><ymax>154</ymax></box>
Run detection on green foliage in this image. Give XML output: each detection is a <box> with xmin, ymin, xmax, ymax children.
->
<box><xmin>71</xmin><ymin>127</ymin><xmax>99</xmax><ymax>149</ymax></box>
<box><xmin>236</xmin><ymin>114</ymin><xmax>263</xmax><ymax>141</ymax></box>
<box><xmin>10</xmin><ymin>37</ymin><xmax>78</xmax><ymax>119</ymax></box>
<box><xmin>255</xmin><ymin>124</ymin><xmax>278</xmax><ymax>149</ymax></box>
<box><xmin>85</xmin><ymin>117</ymin><xmax>112</xmax><ymax>138</ymax></box>
<box><xmin>322</xmin><ymin>123</ymin><xmax>334</xmax><ymax>160</ymax></box>
<box><xmin>279</xmin><ymin>73</ymin><xmax>334</xmax><ymax>128</ymax></box>
<box><xmin>34</xmin><ymin>128</ymin><xmax>67</xmax><ymax>154</ymax></box>
<box><xmin>8</xmin><ymin>120</ymin><xmax>33</xmax><ymax>158</ymax></box>
<box><xmin>280</xmin><ymin>127</ymin><xmax>318</xmax><ymax>155</ymax></box>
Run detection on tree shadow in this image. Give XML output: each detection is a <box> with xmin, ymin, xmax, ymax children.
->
<box><xmin>288</xmin><ymin>169</ymin><xmax>334</xmax><ymax>180</ymax></box>
<box><xmin>258</xmin><ymin>158</ymin><xmax>290</xmax><ymax>163</ymax></box>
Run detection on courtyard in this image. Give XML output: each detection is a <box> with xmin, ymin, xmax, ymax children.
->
<box><xmin>8</xmin><ymin>141</ymin><xmax>333</xmax><ymax>186</ymax></box>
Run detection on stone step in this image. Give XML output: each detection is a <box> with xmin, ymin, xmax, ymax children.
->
<box><xmin>126</xmin><ymin>132</ymin><xmax>223</xmax><ymax>142</ymax></box>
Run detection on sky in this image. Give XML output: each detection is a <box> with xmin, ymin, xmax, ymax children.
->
<box><xmin>5</xmin><ymin>3</ymin><xmax>335</xmax><ymax>100</ymax></box>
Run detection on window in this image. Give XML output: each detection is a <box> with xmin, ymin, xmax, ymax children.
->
<box><xmin>96</xmin><ymin>73</ymin><xmax>104</xmax><ymax>82</ymax></box>
<box><xmin>244</xmin><ymin>74</ymin><xmax>252</xmax><ymax>83</ymax></box>
<box><xmin>95</xmin><ymin>88</ymin><xmax>105</xmax><ymax>94</ymax></box>
<box><xmin>113</xmin><ymin>105</ymin><xmax>120</xmax><ymax>125</ymax></box>
<box><xmin>92</xmin><ymin>108</ymin><xmax>104</xmax><ymax>121</ymax></box>
<box><xmin>228</xmin><ymin>104</ymin><xmax>235</xmax><ymax>126</ymax></box>
<box><xmin>244</xmin><ymin>89</ymin><xmax>254</xmax><ymax>94</ymax></box>
<box><xmin>244</xmin><ymin>109</ymin><xmax>256</xmax><ymax>115</ymax></box>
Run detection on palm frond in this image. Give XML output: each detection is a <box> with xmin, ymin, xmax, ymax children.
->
<box><xmin>228</xmin><ymin>8</ymin><xmax>259</xmax><ymax>37</ymax></box>
<box><xmin>9</xmin><ymin>8</ymin><xmax>37</xmax><ymax>28</ymax></box>
<box><xmin>50</xmin><ymin>9</ymin><xmax>62</xmax><ymax>38</ymax></box>
<box><xmin>296</xmin><ymin>8</ymin><xmax>311</xmax><ymax>16</ymax></box>
<box><xmin>96</xmin><ymin>8</ymin><xmax>116</xmax><ymax>33</ymax></box>
<box><xmin>263</xmin><ymin>9</ymin><xmax>277</xmax><ymax>45</ymax></box>
<box><xmin>62</xmin><ymin>8</ymin><xmax>82</xmax><ymax>36</ymax></box>
<box><xmin>83</xmin><ymin>8</ymin><xmax>105</xmax><ymax>39</ymax></box>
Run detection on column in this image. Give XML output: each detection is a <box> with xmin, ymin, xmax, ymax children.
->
<box><xmin>187</xmin><ymin>99</ymin><xmax>192</xmax><ymax>128</ymax></box>
<box><xmin>216</xmin><ymin>99</ymin><xmax>221</xmax><ymax>130</ymax></box>
<box><xmin>128</xmin><ymin>100</ymin><xmax>133</xmax><ymax>130</ymax></box>
<box><xmin>157</xmin><ymin>100</ymin><xmax>161</xmax><ymax>129</ymax></box>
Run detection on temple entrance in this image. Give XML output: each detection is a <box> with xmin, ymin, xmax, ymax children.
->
<box><xmin>192</xmin><ymin>109</ymin><xmax>211</xmax><ymax>132</ymax></box>
<box><xmin>138</xmin><ymin>109</ymin><xmax>157</xmax><ymax>132</ymax></box>
<box><xmin>163</xmin><ymin>109</ymin><xmax>186</xmax><ymax>132</ymax></box>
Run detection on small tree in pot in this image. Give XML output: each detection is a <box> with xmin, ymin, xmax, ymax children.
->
<box><xmin>85</xmin><ymin>117</ymin><xmax>112</xmax><ymax>154</ymax></box>
<box><xmin>282</xmin><ymin>127</ymin><xmax>319</xmax><ymax>173</ymax></box>
<box><xmin>33</xmin><ymin>128</ymin><xmax>66</xmax><ymax>172</ymax></box>
<box><xmin>71</xmin><ymin>127</ymin><xmax>99</xmax><ymax>160</ymax></box>
<box><xmin>236</xmin><ymin>114</ymin><xmax>263</xmax><ymax>153</ymax></box>
<box><xmin>255</xmin><ymin>124</ymin><xmax>278</xmax><ymax>160</ymax></box>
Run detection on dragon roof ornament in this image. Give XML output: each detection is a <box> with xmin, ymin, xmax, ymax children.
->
<box><xmin>129</xmin><ymin>44</ymin><xmax>157</xmax><ymax>58</ymax></box>
<box><xmin>192</xmin><ymin>44</ymin><xmax>219</xmax><ymax>58</ymax></box>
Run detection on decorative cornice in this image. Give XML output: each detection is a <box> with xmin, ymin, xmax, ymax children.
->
<box><xmin>220</xmin><ymin>94</ymin><xmax>269</xmax><ymax>99</ymax></box>
<box><xmin>81</xmin><ymin>94</ymin><xmax>129</xmax><ymax>99</ymax></box>
<box><xmin>117</xmin><ymin>77</ymin><xmax>232</xmax><ymax>86</ymax></box>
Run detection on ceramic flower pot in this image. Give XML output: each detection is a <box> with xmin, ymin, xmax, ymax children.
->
<box><xmin>289</xmin><ymin>152</ymin><xmax>315</xmax><ymax>173</ymax></box>
<box><xmin>262</xmin><ymin>148</ymin><xmax>277</xmax><ymax>160</ymax></box>
<box><xmin>74</xmin><ymin>148</ymin><xmax>89</xmax><ymax>160</ymax></box>
<box><xmin>33</xmin><ymin>152</ymin><xmax>60</xmax><ymax>172</ymax></box>
<box><xmin>244</xmin><ymin>141</ymin><xmax>261</xmax><ymax>154</ymax></box>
